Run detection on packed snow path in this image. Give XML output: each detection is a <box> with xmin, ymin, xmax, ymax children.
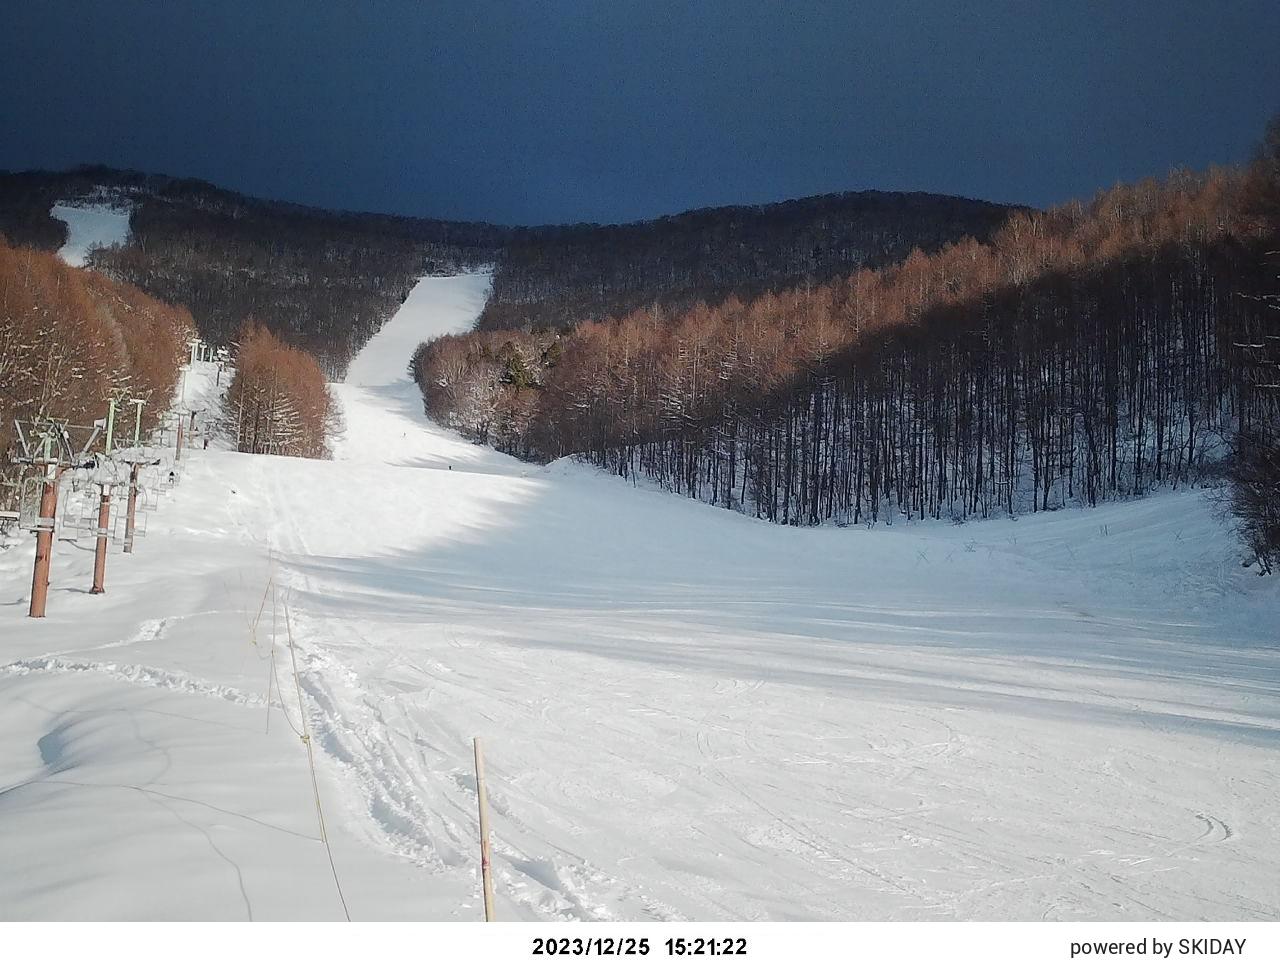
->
<box><xmin>2</xmin><ymin>273</ymin><xmax>1278</xmax><ymax>920</ymax></box>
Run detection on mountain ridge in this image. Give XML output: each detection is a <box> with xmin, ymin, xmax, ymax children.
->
<box><xmin>0</xmin><ymin>162</ymin><xmax>1021</xmax><ymax>233</ymax></box>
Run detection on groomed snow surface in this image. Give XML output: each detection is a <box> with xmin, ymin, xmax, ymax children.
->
<box><xmin>50</xmin><ymin>202</ymin><xmax>132</xmax><ymax>268</ymax></box>
<box><xmin>1</xmin><ymin>273</ymin><xmax>1278</xmax><ymax>920</ymax></box>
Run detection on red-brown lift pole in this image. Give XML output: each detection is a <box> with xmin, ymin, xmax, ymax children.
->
<box><xmin>28</xmin><ymin>467</ymin><xmax>60</xmax><ymax>618</ymax></box>
<box><xmin>124</xmin><ymin>462</ymin><xmax>141</xmax><ymax>554</ymax></box>
<box><xmin>89</xmin><ymin>484</ymin><xmax>111</xmax><ymax>595</ymax></box>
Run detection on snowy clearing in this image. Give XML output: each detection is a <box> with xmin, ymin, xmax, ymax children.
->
<box><xmin>50</xmin><ymin>202</ymin><xmax>132</xmax><ymax>267</ymax></box>
<box><xmin>1</xmin><ymin>273</ymin><xmax>1278</xmax><ymax>921</ymax></box>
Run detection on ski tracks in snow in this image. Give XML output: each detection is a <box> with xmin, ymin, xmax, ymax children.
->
<box><xmin>257</xmin><ymin>457</ymin><xmax>661</xmax><ymax>921</ymax></box>
<box><xmin>0</xmin><ymin>655</ymin><xmax>266</xmax><ymax>707</ymax></box>
<box><xmin>0</xmin><ymin>612</ymin><xmax>265</xmax><ymax>709</ymax></box>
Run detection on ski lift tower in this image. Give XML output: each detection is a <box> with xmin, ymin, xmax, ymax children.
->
<box><xmin>119</xmin><ymin>454</ymin><xmax>161</xmax><ymax>554</ymax></box>
<box><xmin>9</xmin><ymin>417</ymin><xmax>101</xmax><ymax>617</ymax></box>
<box><xmin>175</xmin><ymin>407</ymin><xmax>189</xmax><ymax>462</ymax></box>
<box><xmin>178</xmin><ymin>337</ymin><xmax>206</xmax><ymax>408</ymax></box>
<box><xmin>104</xmin><ymin>384</ymin><xmax>133</xmax><ymax>454</ymax></box>
<box><xmin>214</xmin><ymin>345</ymin><xmax>232</xmax><ymax>386</ymax></box>
<box><xmin>127</xmin><ymin>395</ymin><xmax>149</xmax><ymax>447</ymax></box>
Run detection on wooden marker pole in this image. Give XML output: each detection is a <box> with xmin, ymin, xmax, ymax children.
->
<box><xmin>176</xmin><ymin>417</ymin><xmax>185</xmax><ymax>462</ymax></box>
<box><xmin>28</xmin><ymin>469</ymin><xmax>59</xmax><ymax>618</ymax></box>
<box><xmin>124</xmin><ymin>463</ymin><xmax>141</xmax><ymax>554</ymax></box>
<box><xmin>90</xmin><ymin>485</ymin><xmax>111</xmax><ymax>595</ymax></box>
<box><xmin>473</xmin><ymin>737</ymin><xmax>496</xmax><ymax>921</ymax></box>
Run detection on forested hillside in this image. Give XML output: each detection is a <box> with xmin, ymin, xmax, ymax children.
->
<box><xmin>0</xmin><ymin>168</ymin><xmax>1014</xmax><ymax>378</ymax></box>
<box><xmin>0</xmin><ymin>238</ymin><xmax>194</xmax><ymax>497</ymax></box>
<box><xmin>414</xmin><ymin>134</ymin><xmax>1280</xmax><ymax>563</ymax></box>
<box><xmin>0</xmin><ymin>172</ymin><xmax>68</xmax><ymax>251</ymax></box>
<box><xmin>7</xmin><ymin>147</ymin><xmax>1274</xmax><ymax>563</ymax></box>
<box><xmin>479</xmin><ymin>191</ymin><xmax>1016</xmax><ymax>333</ymax></box>
<box><xmin>0</xmin><ymin>167</ymin><xmax>504</xmax><ymax>376</ymax></box>
<box><xmin>223</xmin><ymin>324</ymin><xmax>334</xmax><ymax>459</ymax></box>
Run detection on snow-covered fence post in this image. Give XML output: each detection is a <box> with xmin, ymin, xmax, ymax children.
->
<box><xmin>473</xmin><ymin>737</ymin><xmax>497</xmax><ymax>921</ymax></box>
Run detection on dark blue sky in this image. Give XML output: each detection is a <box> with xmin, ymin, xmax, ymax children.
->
<box><xmin>3</xmin><ymin>1</ymin><xmax>1277</xmax><ymax>225</ymax></box>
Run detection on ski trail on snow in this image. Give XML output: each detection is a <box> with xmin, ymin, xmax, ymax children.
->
<box><xmin>0</xmin><ymin>656</ymin><xmax>266</xmax><ymax>707</ymax></box>
<box><xmin>261</xmin><ymin>439</ymin><xmax>665</xmax><ymax>921</ymax></box>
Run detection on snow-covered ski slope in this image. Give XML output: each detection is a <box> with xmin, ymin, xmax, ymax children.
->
<box><xmin>334</xmin><ymin>271</ymin><xmax>500</xmax><ymax>470</ymax></box>
<box><xmin>1</xmin><ymin>273</ymin><xmax>1278</xmax><ymax>921</ymax></box>
<box><xmin>50</xmin><ymin>202</ymin><xmax>131</xmax><ymax>267</ymax></box>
